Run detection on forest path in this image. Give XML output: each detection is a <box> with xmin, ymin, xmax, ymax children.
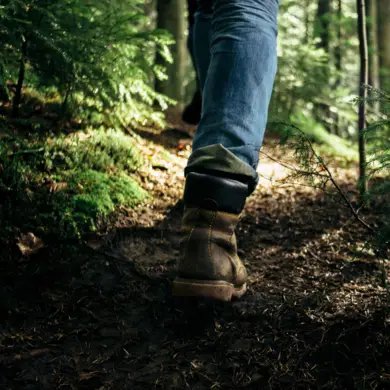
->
<box><xmin>1</xmin><ymin>112</ymin><xmax>389</xmax><ymax>389</ymax></box>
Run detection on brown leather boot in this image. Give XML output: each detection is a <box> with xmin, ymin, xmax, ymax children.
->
<box><xmin>172</xmin><ymin>172</ymin><xmax>248</xmax><ymax>301</ymax></box>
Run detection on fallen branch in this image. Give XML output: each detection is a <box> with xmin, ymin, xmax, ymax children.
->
<box><xmin>0</xmin><ymin>348</ymin><xmax>52</xmax><ymax>364</ymax></box>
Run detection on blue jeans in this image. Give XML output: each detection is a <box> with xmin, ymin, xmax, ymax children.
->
<box><xmin>185</xmin><ymin>0</ymin><xmax>279</xmax><ymax>193</ymax></box>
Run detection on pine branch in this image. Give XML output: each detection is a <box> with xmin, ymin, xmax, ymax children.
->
<box><xmin>278</xmin><ymin>122</ymin><xmax>375</xmax><ymax>234</ymax></box>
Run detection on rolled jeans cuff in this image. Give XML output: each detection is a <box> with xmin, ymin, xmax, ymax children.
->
<box><xmin>184</xmin><ymin>144</ymin><xmax>259</xmax><ymax>195</ymax></box>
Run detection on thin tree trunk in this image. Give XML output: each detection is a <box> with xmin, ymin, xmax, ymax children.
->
<box><xmin>357</xmin><ymin>0</ymin><xmax>369</xmax><ymax>196</ymax></box>
<box><xmin>378</xmin><ymin>0</ymin><xmax>390</xmax><ymax>94</ymax></box>
<box><xmin>12</xmin><ymin>36</ymin><xmax>27</xmax><ymax>117</ymax></box>
<box><xmin>0</xmin><ymin>71</ymin><xmax>9</xmax><ymax>103</ymax></box>
<box><xmin>60</xmin><ymin>84</ymin><xmax>72</xmax><ymax>118</ymax></box>
<box><xmin>155</xmin><ymin>0</ymin><xmax>187</xmax><ymax>107</ymax></box>
<box><xmin>0</xmin><ymin>58</ymin><xmax>9</xmax><ymax>102</ymax></box>
<box><xmin>316</xmin><ymin>0</ymin><xmax>331</xmax><ymax>52</ymax></box>
<box><xmin>366</xmin><ymin>0</ymin><xmax>380</xmax><ymax>112</ymax></box>
<box><xmin>333</xmin><ymin>0</ymin><xmax>342</xmax><ymax>135</ymax></box>
<box><xmin>315</xmin><ymin>0</ymin><xmax>332</xmax><ymax>132</ymax></box>
<box><xmin>335</xmin><ymin>0</ymin><xmax>342</xmax><ymax>80</ymax></box>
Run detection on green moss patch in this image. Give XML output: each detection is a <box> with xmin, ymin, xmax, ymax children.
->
<box><xmin>0</xmin><ymin>127</ymin><xmax>148</xmax><ymax>239</ymax></box>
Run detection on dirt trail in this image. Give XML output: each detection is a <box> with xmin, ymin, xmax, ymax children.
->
<box><xmin>1</xmin><ymin>114</ymin><xmax>389</xmax><ymax>389</ymax></box>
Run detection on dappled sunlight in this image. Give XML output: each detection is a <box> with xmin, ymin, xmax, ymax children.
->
<box><xmin>257</xmin><ymin>157</ymin><xmax>291</xmax><ymax>189</ymax></box>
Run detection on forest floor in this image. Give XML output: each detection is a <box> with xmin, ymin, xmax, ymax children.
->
<box><xmin>1</xmin><ymin>112</ymin><xmax>390</xmax><ymax>389</ymax></box>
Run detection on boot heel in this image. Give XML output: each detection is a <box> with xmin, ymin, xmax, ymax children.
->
<box><xmin>172</xmin><ymin>278</ymin><xmax>247</xmax><ymax>302</ymax></box>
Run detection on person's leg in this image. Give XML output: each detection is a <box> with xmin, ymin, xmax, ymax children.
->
<box><xmin>188</xmin><ymin>0</ymin><xmax>279</xmax><ymax>192</ymax></box>
<box><xmin>193</xmin><ymin>0</ymin><xmax>213</xmax><ymax>92</ymax></box>
<box><xmin>173</xmin><ymin>0</ymin><xmax>279</xmax><ymax>301</ymax></box>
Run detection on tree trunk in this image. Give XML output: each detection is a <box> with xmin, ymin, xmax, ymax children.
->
<box><xmin>333</xmin><ymin>0</ymin><xmax>342</xmax><ymax>135</ymax></box>
<box><xmin>155</xmin><ymin>0</ymin><xmax>187</xmax><ymax>106</ymax></box>
<box><xmin>316</xmin><ymin>0</ymin><xmax>331</xmax><ymax>51</ymax></box>
<box><xmin>12</xmin><ymin>36</ymin><xmax>27</xmax><ymax>117</ymax></box>
<box><xmin>334</xmin><ymin>0</ymin><xmax>342</xmax><ymax>78</ymax></box>
<box><xmin>367</xmin><ymin>0</ymin><xmax>380</xmax><ymax>89</ymax></box>
<box><xmin>357</xmin><ymin>0</ymin><xmax>369</xmax><ymax>196</ymax></box>
<box><xmin>315</xmin><ymin>0</ymin><xmax>332</xmax><ymax>132</ymax></box>
<box><xmin>366</xmin><ymin>0</ymin><xmax>380</xmax><ymax>112</ymax></box>
<box><xmin>0</xmin><ymin>63</ymin><xmax>9</xmax><ymax>103</ymax></box>
<box><xmin>377</xmin><ymin>0</ymin><xmax>390</xmax><ymax>94</ymax></box>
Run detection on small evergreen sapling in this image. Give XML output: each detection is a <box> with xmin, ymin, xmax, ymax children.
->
<box><xmin>0</xmin><ymin>0</ymin><xmax>173</xmax><ymax>126</ymax></box>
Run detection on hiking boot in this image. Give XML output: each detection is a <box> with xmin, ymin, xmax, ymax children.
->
<box><xmin>172</xmin><ymin>172</ymin><xmax>248</xmax><ymax>301</ymax></box>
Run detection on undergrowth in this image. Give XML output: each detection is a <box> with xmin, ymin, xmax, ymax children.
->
<box><xmin>0</xmin><ymin>127</ymin><xmax>148</xmax><ymax>240</ymax></box>
<box><xmin>279</xmin><ymin>116</ymin><xmax>390</xmax><ymax>257</ymax></box>
<box><xmin>270</xmin><ymin>113</ymin><xmax>358</xmax><ymax>161</ymax></box>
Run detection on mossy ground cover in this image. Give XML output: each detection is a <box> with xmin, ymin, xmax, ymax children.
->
<box><xmin>0</xmin><ymin>126</ymin><xmax>148</xmax><ymax>240</ymax></box>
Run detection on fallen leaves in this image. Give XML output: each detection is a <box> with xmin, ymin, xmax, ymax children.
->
<box><xmin>16</xmin><ymin>232</ymin><xmax>44</xmax><ymax>256</ymax></box>
<box><xmin>2</xmin><ymin>116</ymin><xmax>389</xmax><ymax>390</ymax></box>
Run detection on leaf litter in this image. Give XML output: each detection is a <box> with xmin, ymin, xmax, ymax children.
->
<box><xmin>1</xmin><ymin>111</ymin><xmax>389</xmax><ymax>389</ymax></box>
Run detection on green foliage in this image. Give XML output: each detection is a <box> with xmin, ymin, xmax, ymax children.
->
<box><xmin>270</xmin><ymin>0</ymin><xmax>360</xmax><ymax>139</ymax></box>
<box><xmin>271</xmin><ymin>38</ymin><xmax>330</xmax><ymax>118</ymax></box>
<box><xmin>278</xmin><ymin>95</ymin><xmax>390</xmax><ymax>254</ymax></box>
<box><xmin>0</xmin><ymin>127</ymin><xmax>147</xmax><ymax>239</ymax></box>
<box><xmin>291</xmin><ymin>114</ymin><xmax>357</xmax><ymax>160</ymax></box>
<box><xmin>0</xmin><ymin>0</ymin><xmax>173</xmax><ymax>126</ymax></box>
<box><xmin>363</xmin><ymin>91</ymin><xmax>390</xmax><ymax>252</ymax></box>
<box><xmin>0</xmin><ymin>0</ymin><xmax>172</xmax><ymax>240</ymax></box>
<box><xmin>277</xmin><ymin>122</ymin><xmax>329</xmax><ymax>187</ymax></box>
<box><xmin>270</xmin><ymin>114</ymin><xmax>358</xmax><ymax>161</ymax></box>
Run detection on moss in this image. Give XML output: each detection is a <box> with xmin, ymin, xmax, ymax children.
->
<box><xmin>69</xmin><ymin>170</ymin><xmax>147</xmax><ymax>219</ymax></box>
<box><xmin>0</xmin><ymin>127</ymin><xmax>148</xmax><ymax>239</ymax></box>
<box><xmin>43</xmin><ymin>128</ymin><xmax>143</xmax><ymax>174</ymax></box>
<box><xmin>37</xmin><ymin>170</ymin><xmax>148</xmax><ymax>238</ymax></box>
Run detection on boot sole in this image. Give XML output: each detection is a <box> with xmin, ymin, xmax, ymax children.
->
<box><xmin>172</xmin><ymin>278</ymin><xmax>247</xmax><ymax>302</ymax></box>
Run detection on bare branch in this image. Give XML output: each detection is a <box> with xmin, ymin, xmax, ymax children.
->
<box><xmin>274</xmin><ymin>122</ymin><xmax>375</xmax><ymax>234</ymax></box>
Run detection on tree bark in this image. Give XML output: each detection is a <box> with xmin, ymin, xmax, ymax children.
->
<box><xmin>316</xmin><ymin>0</ymin><xmax>331</xmax><ymax>51</ymax></box>
<box><xmin>357</xmin><ymin>0</ymin><xmax>369</xmax><ymax>196</ymax></box>
<box><xmin>334</xmin><ymin>0</ymin><xmax>342</xmax><ymax>79</ymax></box>
<box><xmin>155</xmin><ymin>0</ymin><xmax>187</xmax><ymax>106</ymax></box>
<box><xmin>0</xmin><ymin>63</ymin><xmax>9</xmax><ymax>103</ymax></box>
<box><xmin>367</xmin><ymin>0</ymin><xmax>380</xmax><ymax>88</ymax></box>
<box><xmin>333</xmin><ymin>0</ymin><xmax>343</xmax><ymax>135</ymax></box>
<box><xmin>377</xmin><ymin>0</ymin><xmax>390</xmax><ymax>93</ymax></box>
<box><xmin>315</xmin><ymin>0</ymin><xmax>332</xmax><ymax>132</ymax></box>
<box><xmin>366</xmin><ymin>0</ymin><xmax>380</xmax><ymax>113</ymax></box>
